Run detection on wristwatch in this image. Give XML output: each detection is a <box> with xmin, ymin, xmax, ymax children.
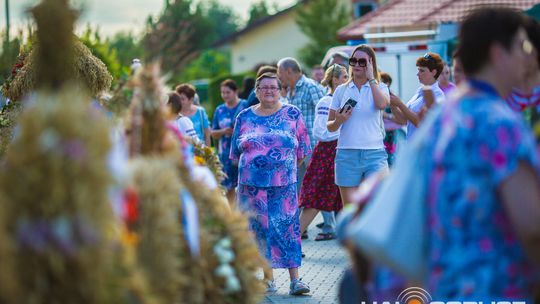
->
<box><xmin>368</xmin><ymin>78</ymin><xmax>378</xmax><ymax>85</ymax></box>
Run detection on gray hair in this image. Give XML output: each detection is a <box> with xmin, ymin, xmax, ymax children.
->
<box><xmin>277</xmin><ymin>57</ymin><xmax>302</xmax><ymax>73</ymax></box>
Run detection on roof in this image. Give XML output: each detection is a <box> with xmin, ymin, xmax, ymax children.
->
<box><xmin>338</xmin><ymin>0</ymin><xmax>538</xmax><ymax>41</ymax></box>
<box><xmin>213</xmin><ymin>0</ymin><xmax>305</xmax><ymax>47</ymax></box>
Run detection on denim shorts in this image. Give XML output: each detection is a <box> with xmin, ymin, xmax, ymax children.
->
<box><xmin>334</xmin><ymin>148</ymin><xmax>388</xmax><ymax>187</ymax></box>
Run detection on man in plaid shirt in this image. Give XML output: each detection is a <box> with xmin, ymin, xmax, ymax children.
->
<box><xmin>277</xmin><ymin>57</ymin><xmax>326</xmax><ymax>150</ymax></box>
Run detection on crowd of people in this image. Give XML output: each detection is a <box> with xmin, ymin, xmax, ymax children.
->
<box><xmin>3</xmin><ymin>1</ymin><xmax>540</xmax><ymax>302</ymax></box>
<box><xmin>160</xmin><ymin>6</ymin><xmax>540</xmax><ymax>302</ymax></box>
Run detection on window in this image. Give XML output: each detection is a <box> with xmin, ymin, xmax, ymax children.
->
<box><xmin>354</xmin><ymin>2</ymin><xmax>376</xmax><ymax>18</ymax></box>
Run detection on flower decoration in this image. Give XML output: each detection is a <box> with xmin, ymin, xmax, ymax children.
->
<box><xmin>214</xmin><ymin>237</ymin><xmax>241</xmax><ymax>294</ymax></box>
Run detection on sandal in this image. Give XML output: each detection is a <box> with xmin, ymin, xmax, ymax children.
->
<box><xmin>314</xmin><ymin>232</ymin><xmax>336</xmax><ymax>241</ymax></box>
<box><xmin>301</xmin><ymin>231</ymin><xmax>308</xmax><ymax>239</ymax></box>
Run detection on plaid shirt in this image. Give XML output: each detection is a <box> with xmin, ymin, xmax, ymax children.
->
<box><xmin>287</xmin><ymin>75</ymin><xmax>326</xmax><ymax>148</ymax></box>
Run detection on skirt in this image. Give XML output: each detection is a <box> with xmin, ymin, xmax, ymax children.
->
<box><xmin>299</xmin><ymin>140</ymin><xmax>342</xmax><ymax>212</ymax></box>
<box><xmin>237</xmin><ymin>183</ymin><xmax>302</xmax><ymax>269</ymax></box>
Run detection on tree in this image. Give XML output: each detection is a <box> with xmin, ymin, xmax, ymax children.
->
<box><xmin>201</xmin><ymin>0</ymin><xmax>239</xmax><ymax>42</ymax></box>
<box><xmin>295</xmin><ymin>0</ymin><xmax>351</xmax><ymax>67</ymax></box>
<box><xmin>144</xmin><ymin>0</ymin><xmax>213</xmax><ymax>77</ymax></box>
<box><xmin>107</xmin><ymin>31</ymin><xmax>145</xmax><ymax>68</ymax></box>
<box><xmin>247</xmin><ymin>0</ymin><xmax>271</xmax><ymax>25</ymax></box>
<box><xmin>173</xmin><ymin>49</ymin><xmax>230</xmax><ymax>84</ymax></box>
<box><xmin>0</xmin><ymin>31</ymin><xmax>23</xmax><ymax>85</ymax></box>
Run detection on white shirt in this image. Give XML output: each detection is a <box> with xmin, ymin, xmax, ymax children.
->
<box><xmin>313</xmin><ymin>94</ymin><xmax>340</xmax><ymax>142</ymax></box>
<box><xmin>175</xmin><ymin>115</ymin><xmax>199</xmax><ymax>141</ymax></box>
<box><xmin>405</xmin><ymin>82</ymin><xmax>446</xmax><ymax>139</ymax></box>
<box><xmin>330</xmin><ymin>81</ymin><xmax>389</xmax><ymax>149</ymax></box>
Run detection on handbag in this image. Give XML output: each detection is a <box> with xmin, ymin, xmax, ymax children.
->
<box><xmin>345</xmin><ymin>105</ymin><xmax>442</xmax><ymax>284</ymax></box>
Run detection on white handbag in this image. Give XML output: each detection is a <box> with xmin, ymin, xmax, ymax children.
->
<box><xmin>345</xmin><ymin>106</ymin><xmax>442</xmax><ymax>284</ymax></box>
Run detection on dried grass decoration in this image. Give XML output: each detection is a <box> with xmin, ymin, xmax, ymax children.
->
<box><xmin>190</xmin><ymin>138</ymin><xmax>226</xmax><ymax>185</ymax></box>
<box><xmin>126</xmin><ymin>157</ymin><xmax>184</xmax><ymax>303</ymax></box>
<box><xmin>177</xmin><ymin>155</ymin><xmax>267</xmax><ymax>304</ymax></box>
<box><xmin>0</xmin><ymin>86</ymin><xmax>126</xmax><ymax>303</ymax></box>
<box><xmin>124</xmin><ymin>63</ymin><xmax>265</xmax><ymax>303</ymax></box>
<box><xmin>0</xmin><ymin>39</ymin><xmax>113</xmax><ymax>157</ymax></box>
<box><xmin>2</xmin><ymin>40</ymin><xmax>112</xmax><ymax>102</ymax></box>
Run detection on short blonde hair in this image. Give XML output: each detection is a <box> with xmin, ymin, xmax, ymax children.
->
<box><xmin>321</xmin><ymin>64</ymin><xmax>348</xmax><ymax>89</ymax></box>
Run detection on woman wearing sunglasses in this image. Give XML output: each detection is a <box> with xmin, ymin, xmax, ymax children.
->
<box><xmin>327</xmin><ymin>44</ymin><xmax>390</xmax><ymax>205</ymax></box>
<box><xmin>388</xmin><ymin>52</ymin><xmax>446</xmax><ymax>140</ymax></box>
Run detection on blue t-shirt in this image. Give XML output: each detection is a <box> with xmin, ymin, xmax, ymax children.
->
<box><xmin>188</xmin><ymin>107</ymin><xmax>210</xmax><ymax>143</ymax></box>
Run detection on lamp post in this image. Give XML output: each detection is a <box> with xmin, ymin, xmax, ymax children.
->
<box><xmin>5</xmin><ymin>0</ymin><xmax>10</xmax><ymax>44</ymax></box>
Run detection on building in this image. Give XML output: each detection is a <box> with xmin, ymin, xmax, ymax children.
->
<box><xmin>215</xmin><ymin>0</ymin><xmax>360</xmax><ymax>74</ymax></box>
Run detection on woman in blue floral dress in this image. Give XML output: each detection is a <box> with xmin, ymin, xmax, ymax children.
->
<box><xmin>419</xmin><ymin>9</ymin><xmax>540</xmax><ymax>300</ymax></box>
<box><xmin>230</xmin><ymin>73</ymin><xmax>312</xmax><ymax>296</ymax></box>
<box><xmin>211</xmin><ymin>79</ymin><xmax>247</xmax><ymax>205</ymax></box>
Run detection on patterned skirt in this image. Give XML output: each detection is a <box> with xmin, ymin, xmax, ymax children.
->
<box><xmin>299</xmin><ymin>140</ymin><xmax>342</xmax><ymax>211</ymax></box>
<box><xmin>237</xmin><ymin>183</ymin><xmax>301</xmax><ymax>269</ymax></box>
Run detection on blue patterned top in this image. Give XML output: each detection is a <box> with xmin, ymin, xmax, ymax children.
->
<box><xmin>420</xmin><ymin>81</ymin><xmax>540</xmax><ymax>300</ymax></box>
<box><xmin>230</xmin><ymin>104</ymin><xmax>311</xmax><ymax>187</ymax></box>
<box><xmin>212</xmin><ymin>99</ymin><xmax>248</xmax><ymax>189</ymax></box>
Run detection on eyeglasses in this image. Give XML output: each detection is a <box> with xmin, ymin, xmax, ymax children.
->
<box><xmin>257</xmin><ymin>86</ymin><xmax>280</xmax><ymax>92</ymax></box>
<box><xmin>348</xmin><ymin>57</ymin><xmax>367</xmax><ymax>67</ymax></box>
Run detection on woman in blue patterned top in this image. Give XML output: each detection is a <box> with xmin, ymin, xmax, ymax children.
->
<box><xmin>211</xmin><ymin>79</ymin><xmax>247</xmax><ymax>205</ymax></box>
<box><xmin>418</xmin><ymin>9</ymin><xmax>540</xmax><ymax>300</ymax></box>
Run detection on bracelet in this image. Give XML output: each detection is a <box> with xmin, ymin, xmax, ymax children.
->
<box><xmin>368</xmin><ymin>78</ymin><xmax>377</xmax><ymax>85</ymax></box>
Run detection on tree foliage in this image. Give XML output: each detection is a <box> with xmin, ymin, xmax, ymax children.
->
<box><xmin>295</xmin><ymin>0</ymin><xmax>351</xmax><ymax>67</ymax></box>
<box><xmin>201</xmin><ymin>0</ymin><xmax>239</xmax><ymax>42</ymax></box>
<box><xmin>143</xmin><ymin>0</ymin><xmax>213</xmax><ymax>77</ymax></box>
<box><xmin>0</xmin><ymin>33</ymin><xmax>23</xmax><ymax>86</ymax></box>
<box><xmin>174</xmin><ymin>49</ymin><xmax>230</xmax><ymax>84</ymax></box>
<box><xmin>107</xmin><ymin>31</ymin><xmax>145</xmax><ymax>68</ymax></box>
<box><xmin>247</xmin><ymin>0</ymin><xmax>273</xmax><ymax>25</ymax></box>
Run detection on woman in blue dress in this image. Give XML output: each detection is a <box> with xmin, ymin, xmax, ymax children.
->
<box><xmin>211</xmin><ymin>79</ymin><xmax>247</xmax><ymax>205</ymax></box>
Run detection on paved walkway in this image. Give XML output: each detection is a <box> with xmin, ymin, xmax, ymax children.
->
<box><xmin>260</xmin><ymin>214</ymin><xmax>350</xmax><ymax>304</ymax></box>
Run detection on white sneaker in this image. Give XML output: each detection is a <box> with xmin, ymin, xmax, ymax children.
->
<box><xmin>266</xmin><ymin>279</ymin><xmax>277</xmax><ymax>293</ymax></box>
<box><xmin>289</xmin><ymin>278</ymin><xmax>310</xmax><ymax>295</ymax></box>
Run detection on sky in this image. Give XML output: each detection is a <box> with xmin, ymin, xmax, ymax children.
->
<box><xmin>1</xmin><ymin>0</ymin><xmax>297</xmax><ymax>37</ymax></box>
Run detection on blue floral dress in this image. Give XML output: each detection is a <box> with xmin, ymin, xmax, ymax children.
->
<box><xmin>212</xmin><ymin>100</ymin><xmax>247</xmax><ymax>190</ymax></box>
<box><xmin>230</xmin><ymin>104</ymin><xmax>311</xmax><ymax>268</ymax></box>
<box><xmin>420</xmin><ymin>80</ymin><xmax>540</xmax><ymax>300</ymax></box>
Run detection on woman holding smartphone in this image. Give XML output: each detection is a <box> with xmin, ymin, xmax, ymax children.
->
<box><xmin>327</xmin><ymin>44</ymin><xmax>390</xmax><ymax>204</ymax></box>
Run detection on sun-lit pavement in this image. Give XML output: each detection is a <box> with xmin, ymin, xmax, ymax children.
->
<box><xmin>260</xmin><ymin>213</ymin><xmax>350</xmax><ymax>304</ymax></box>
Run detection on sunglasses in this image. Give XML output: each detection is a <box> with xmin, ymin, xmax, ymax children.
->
<box><xmin>423</xmin><ymin>53</ymin><xmax>434</xmax><ymax>61</ymax></box>
<box><xmin>348</xmin><ymin>57</ymin><xmax>368</xmax><ymax>67</ymax></box>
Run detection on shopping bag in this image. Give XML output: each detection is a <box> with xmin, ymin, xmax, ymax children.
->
<box><xmin>345</xmin><ymin>106</ymin><xmax>441</xmax><ymax>284</ymax></box>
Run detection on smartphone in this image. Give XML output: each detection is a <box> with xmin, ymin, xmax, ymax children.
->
<box><xmin>339</xmin><ymin>98</ymin><xmax>358</xmax><ymax>113</ymax></box>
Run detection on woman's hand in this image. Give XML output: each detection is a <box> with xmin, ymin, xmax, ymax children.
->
<box><xmin>335</xmin><ymin>106</ymin><xmax>353</xmax><ymax>125</ymax></box>
<box><xmin>223</xmin><ymin>127</ymin><xmax>234</xmax><ymax>136</ymax></box>
<box><xmin>366</xmin><ymin>58</ymin><xmax>375</xmax><ymax>81</ymax></box>
<box><xmin>389</xmin><ymin>92</ymin><xmax>403</xmax><ymax>106</ymax></box>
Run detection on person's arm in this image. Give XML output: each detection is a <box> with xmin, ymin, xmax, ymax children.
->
<box><xmin>388</xmin><ymin>94</ymin><xmax>409</xmax><ymax>125</ymax></box>
<box><xmin>203</xmin><ymin>128</ymin><xmax>211</xmax><ymax>146</ymax></box>
<box><xmin>327</xmin><ymin>86</ymin><xmax>352</xmax><ymax>132</ymax></box>
<box><xmin>327</xmin><ymin>108</ymin><xmax>352</xmax><ymax>132</ymax></box>
<box><xmin>366</xmin><ymin>60</ymin><xmax>389</xmax><ymax>110</ymax></box>
<box><xmin>200</xmin><ymin>108</ymin><xmax>212</xmax><ymax>146</ymax></box>
<box><xmin>370</xmin><ymin>82</ymin><xmax>389</xmax><ymax>110</ymax></box>
<box><xmin>389</xmin><ymin>93</ymin><xmax>421</xmax><ymax>127</ymax></box>
<box><xmin>295</xmin><ymin>113</ymin><xmax>312</xmax><ymax>165</ymax></box>
<box><xmin>211</xmin><ymin>128</ymin><xmax>232</xmax><ymax>140</ymax></box>
<box><xmin>499</xmin><ymin>161</ymin><xmax>540</xmax><ymax>266</ymax></box>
